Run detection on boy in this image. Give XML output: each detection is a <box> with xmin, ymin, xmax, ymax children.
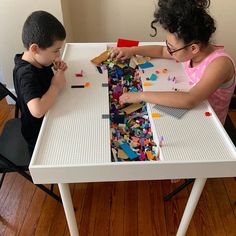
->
<box><xmin>13</xmin><ymin>10</ymin><xmax>67</xmax><ymax>155</ymax></box>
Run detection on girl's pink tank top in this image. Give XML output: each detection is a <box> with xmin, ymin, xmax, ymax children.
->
<box><xmin>184</xmin><ymin>46</ymin><xmax>236</xmax><ymax>124</ymax></box>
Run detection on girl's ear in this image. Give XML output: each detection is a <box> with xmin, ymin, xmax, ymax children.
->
<box><xmin>191</xmin><ymin>43</ymin><xmax>200</xmax><ymax>55</ymax></box>
<box><xmin>29</xmin><ymin>43</ymin><xmax>39</xmax><ymax>54</ymax></box>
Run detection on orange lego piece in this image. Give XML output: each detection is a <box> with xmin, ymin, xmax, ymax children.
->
<box><xmin>146</xmin><ymin>150</ymin><xmax>154</xmax><ymax>160</ymax></box>
<box><xmin>84</xmin><ymin>82</ymin><xmax>90</xmax><ymax>87</ymax></box>
<box><xmin>151</xmin><ymin>112</ymin><xmax>161</xmax><ymax>118</ymax></box>
<box><xmin>143</xmin><ymin>82</ymin><xmax>153</xmax><ymax>87</ymax></box>
<box><xmin>162</xmin><ymin>69</ymin><xmax>168</xmax><ymax>74</ymax></box>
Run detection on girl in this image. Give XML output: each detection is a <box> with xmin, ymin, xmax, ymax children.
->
<box><xmin>111</xmin><ymin>0</ymin><xmax>235</xmax><ymax>125</ymax></box>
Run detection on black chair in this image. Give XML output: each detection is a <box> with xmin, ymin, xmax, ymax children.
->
<box><xmin>0</xmin><ymin>82</ymin><xmax>61</xmax><ymax>203</ymax></box>
<box><xmin>229</xmin><ymin>86</ymin><xmax>236</xmax><ymax>110</ymax></box>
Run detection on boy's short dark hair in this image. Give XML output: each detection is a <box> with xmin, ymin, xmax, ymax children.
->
<box><xmin>22</xmin><ymin>10</ymin><xmax>66</xmax><ymax>49</ymax></box>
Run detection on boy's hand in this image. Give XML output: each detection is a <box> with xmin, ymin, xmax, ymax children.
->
<box><xmin>53</xmin><ymin>60</ymin><xmax>68</xmax><ymax>71</ymax></box>
<box><xmin>51</xmin><ymin>69</ymin><xmax>66</xmax><ymax>92</ymax></box>
<box><xmin>110</xmin><ymin>47</ymin><xmax>134</xmax><ymax>60</ymax></box>
<box><xmin>119</xmin><ymin>92</ymin><xmax>142</xmax><ymax>105</ymax></box>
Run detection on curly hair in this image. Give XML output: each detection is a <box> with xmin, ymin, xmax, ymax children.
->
<box><xmin>151</xmin><ymin>0</ymin><xmax>216</xmax><ymax>44</ymax></box>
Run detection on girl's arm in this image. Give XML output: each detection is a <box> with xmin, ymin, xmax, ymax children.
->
<box><xmin>111</xmin><ymin>45</ymin><xmax>173</xmax><ymax>60</ymax></box>
<box><xmin>120</xmin><ymin>56</ymin><xmax>234</xmax><ymax>108</ymax></box>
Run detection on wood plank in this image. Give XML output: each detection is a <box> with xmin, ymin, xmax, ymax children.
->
<box><xmin>0</xmin><ymin>175</ymin><xmax>31</xmax><ymax>235</ymax></box>
<box><xmin>19</xmin><ymin>188</ymin><xmax>47</xmax><ymax>236</ymax></box>
<box><xmin>208</xmin><ymin>179</ymin><xmax>236</xmax><ymax>235</ymax></box>
<box><xmin>44</xmin><ymin>184</ymin><xmax>71</xmax><ymax>236</ymax></box>
<box><xmin>138</xmin><ymin>181</ymin><xmax>155</xmax><ymax>236</ymax></box>
<box><xmin>192</xmin><ymin>179</ymin><xmax>226</xmax><ymax>235</ymax></box>
<box><xmin>0</xmin><ymin>173</ymin><xmax>18</xmax><ymax>234</ymax></box>
<box><xmin>79</xmin><ymin>183</ymin><xmax>97</xmax><ymax>236</ymax></box>
<box><xmin>34</xmin><ymin>190</ymin><xmax>63</xmax><ymax>236</ymax></box>
<box><xmin>109</xmin><ymin>182</ymin><xmax>125</xmax><ymax>236</ymax></box>
<box><xmin>147</xmin><ymin>180</ymin><xmax>168</xmax><ymax>236</ymax></box>
<box><xmin>223</xmin><ymin>178</ymin><xmax>236</xmax><ymax>216</ymax></box>
<box><xmin>63</xmin><ymin>183</ymin><xmax>89</xmax><ymax>236</ymax></box>
<box><xmin>3</xmin><ymin>177</ymin><xmax>36</xmax><ymax>236</ymax></box>
<box><xmin>0</xmin><ymin>173</ymin><xmax>17</xmax><ymax>206</ymax></box>
<box><xmin>137</xmin><ymin>181</ymin><xmax>164</xmax><ymax>236</ymax></box>
<box><xmin>161</xmin><ymin>180</ymin><xmax>196</xmax><ymax>236</ymax></box>
<box><xmin>123</xmin><ymin>181</ymin><xmax>138</xmax><ymax>236</ymax></box>
<box><xmin>93</xmin><ymin>182</ymin><xmax>113</xmax><ymax>236</ymax></box>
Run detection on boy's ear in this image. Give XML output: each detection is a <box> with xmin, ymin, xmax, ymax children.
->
<box><xmin>29</xmin><ymin>43</ymin><xmax>40</xmax><ymax>54</ymax></box>
<box><xmin>191</xmin><ymin>43</ymin><xmax>200</xmax><ymax>55</ymax></box>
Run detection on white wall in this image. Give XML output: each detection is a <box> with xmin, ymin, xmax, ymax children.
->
<box><xmin>1</xmin><ymin>0</ymin><xmax>235</xmax><ymax>90</ymax></box>
<box><xmin>210</xmin><ymin>0</ymin><xmax>236</xmax><ymax>62</ymax></box>
<box><xmin>61</xmin><ymin>0</ymin><xmax>74</xmax><ymax>43</ymax></box>
<box><xmin>62</xmin><ymin>0</ymin><xmax>236</xmax><ymax>62</ymax></box>
<box><xmin>62</xmin><ymin>0</ymin><xmax>161</xmax><ymax>42</ymax></box>
<box><xmin>0</xmin><ymin>0</ymin><xmax>63</xmax><ymax>89</ymax></box>
<box><xmin>0</xmin><ymin>67</ymin><xmax>4</xmax><ymax>83</ymax></box>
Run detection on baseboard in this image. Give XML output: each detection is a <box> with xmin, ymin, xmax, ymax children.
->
<box><xmin>6</xmin><ymin>88</ymin><xmax>16</xmax><ymax>105</ymax></box>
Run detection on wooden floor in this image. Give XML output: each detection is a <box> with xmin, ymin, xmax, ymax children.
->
<box><xmin>0</xmin><ymin>99</ymin><xmax>236</xmax><ymax>236</ymax></box>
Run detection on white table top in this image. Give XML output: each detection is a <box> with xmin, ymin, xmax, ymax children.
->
<box><xmin>29</xmin><ymin>43</ymin><xmax>236</xmax><ymax>184</ymax></box>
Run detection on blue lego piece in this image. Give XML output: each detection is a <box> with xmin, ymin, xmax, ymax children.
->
<box><xmin>120</xmin><ymin>142</ymin><xmax>138</xmax><ymax>160</ymax></box>
<box><xmin>149</xmin><ymin>73</ymin><xmax>157</xmax><ymax>81</ymax></box>
<box><xmin>138</xmin><ymin>62</ymin><xmax>154</xmax><ymax>69</ymax></box>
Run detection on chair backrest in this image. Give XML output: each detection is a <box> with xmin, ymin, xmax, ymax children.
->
<box><xmin>0</xmin><ymin>82</ymin><xmax>19</xmax><ymax>118</ymax></box>
<box><xmin>229</xmin><ymin>86</ymin><xmax>236</xmax><ymax>110</ymax></box>
<box><xmin>0</xmin><ymin>82</ymin><xmax>17</xmax><ymax>102</ymax></box>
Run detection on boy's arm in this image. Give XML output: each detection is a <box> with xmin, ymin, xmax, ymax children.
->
<box><xmin>27</xmin><ymin>69</ymin><xmax>66</xmax><ymax>118</ymax></box>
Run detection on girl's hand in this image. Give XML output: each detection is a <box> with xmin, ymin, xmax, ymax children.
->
<box><xmin>119</xmin><ymin>92</ymin><xmax>143</xmax><ymax>105</ymax></box>
<box><xmin>110</xmin><ymin>47</ymin><xmax>134</xmax><ymax>60</ymax></box>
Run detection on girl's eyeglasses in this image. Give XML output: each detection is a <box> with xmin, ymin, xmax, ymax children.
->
<box><xmin>166</xmin><ymin>40</ymin><xmax>197</xmax><ymax>56</ymax></box>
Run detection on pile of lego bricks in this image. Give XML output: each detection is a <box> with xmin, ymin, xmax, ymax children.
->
<box><xmin>102</xmin><ymin>59</ymin><xmax>160</xmax><ymax>162</ymax></box>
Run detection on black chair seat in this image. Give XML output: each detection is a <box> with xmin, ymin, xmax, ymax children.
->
<box><xmin>0</xmin><ymin>118</ymin><xmax>30</xmax><ymax>171</ymax></box>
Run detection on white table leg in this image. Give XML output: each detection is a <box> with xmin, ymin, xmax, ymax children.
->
<box><xmin>176</xmin><ymin>178</ymin><xmax>207</xmax><ymax>236</ymax></box>
<box><xmin>58</xmin><ymin>183</ymin><xmax>79</xmax><ymax>236</ymax></box>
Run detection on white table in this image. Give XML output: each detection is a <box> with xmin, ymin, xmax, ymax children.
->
<box><xmin>29</xmin><ymin>43</ymin><xmax>236</xmax><ymax>236</ymax></box>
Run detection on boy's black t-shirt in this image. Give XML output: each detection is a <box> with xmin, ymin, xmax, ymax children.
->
<box><xmin>13</xmin><ymin>53</ymin><xmax>54</xmax><ymax>147</ymax></box>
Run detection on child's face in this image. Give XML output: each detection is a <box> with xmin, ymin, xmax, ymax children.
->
<box><xmin>35</xmin><ymin>40</ymin><xmax>64</xmax><ymax>67</ymax></box>
<box><xmin>165</xmin><ymin>32</ymin><xmax>195</xmax><ymax>62</ymax></box>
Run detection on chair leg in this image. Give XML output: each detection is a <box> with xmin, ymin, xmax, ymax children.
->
<box><xmin>8</xmin><ymin>167</ymin><xmax>61</xmax><ymax>203</ymax></box>
<box><xmin>224</xmin><ymin>115</ymin><xmax>236</xmax><ymax>145</ymax></box>
<box><xmin>20</xmin><ymin>172</ymin><xmax>62</xmax><ymax>203</ymax></box>
<box><xmin>0</xmin><ymin>155</ymin><xmax>62</xmax><ymax>203</ymax></box>
<box><xmin>0</xmin><ymin>173</ymin><xmax>6</xmax><ymax>189</ymax></box>
<box><xmin>35</xmin><ymin>184</ymin><xmax>62</xmax><ymax>203</ymax></box>
<box><xmin>164</xmin><ymin>179</ymin><xmax>195</xmax><ymax>201</ymax></box>
<box><xmin>17</xmin><ymin>171</ymin><xmax>62</xmax><ymax>203</ymax></box>
<box><xmin>50</xmin><ymin>184</ymin><xmax>54</xmax><ymax>192</ymax></box>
